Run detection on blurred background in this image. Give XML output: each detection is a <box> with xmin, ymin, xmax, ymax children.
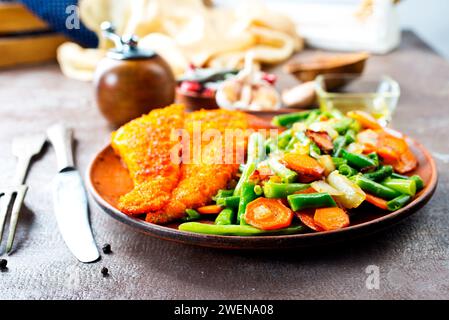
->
<box><xmin>229</xmin><ymin>0</ymin><xmax>449</xmax><ymax>59</ymax></box>
<box><xmin>397</xmin><ymin>0</ymin><xmax>449</xmax><ymax>58</ymax></box>
<box><xmin>0</xmin><ymin>0</ymin><xmax>448</xmax><ymax>72</ymax></box>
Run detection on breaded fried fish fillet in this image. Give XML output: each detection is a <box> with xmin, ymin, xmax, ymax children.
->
<box><xmin>111</xmin><ymin>104</ymin><xmax>185</xmax><ymax>215</ymax></box>
<box><xmin>145</xmin><ymin>109</ymin><xmax>248</xmax><ymax>224</ymax></box>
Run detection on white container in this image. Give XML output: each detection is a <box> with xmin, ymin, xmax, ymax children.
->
<box><xmin>267</xmin><ymin>0</ymin><xmax>401</xmax><ymax>54</ymax></box>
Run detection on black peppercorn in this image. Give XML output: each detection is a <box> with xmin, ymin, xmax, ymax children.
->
<box><xmin>102</xmin><ymin>243</ymin><xmax>112</xmax><ymax>254</ymax></box>
<box><xmin>0</xmin><ymin>259</ymin><xmax>7</xmax><ymax>270</ymax></box>
<box><xmin>101</xmin><ymin>267</ymin><xmax>109</xmax><ymax>277</ymax></box>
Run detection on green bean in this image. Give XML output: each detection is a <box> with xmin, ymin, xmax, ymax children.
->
<box><xmin>309</xmin><ymin>142</ymin><xmax>321</xmax><ymax>158</ymax></box>
<box><xmin>338</xmin><ymin>164</ymin><xmax>358</xmax><ymax>177</ymax></box>
<box><xmin>268</xmin><ymin>157</ymin><xmax>298</xmax><ymax>183</ymax></box>
<box><xmin>265</xmin><ymin>138</ymin><xmax>279</xmax><ymax>154</ymax></box>
<box><xmin>216</xmin><ymin>196</ymin><xmax>240</xmax><ymax>209</ymax></box>
<box><xmin>234</xmin><ymin>162</ymin><xmax>255</xmax><ymax>195</ymax></box>
<box><xmin>278</xmin><ymin>129</ymin><xmax>293</xmax><ymax>139</ymax></box>
<box><xmin>181</xmin><ymin>209</ymin><xmax>201</xmax><ymax>222</ymax></box>
<box><xmin>387</xmin><ymin>195</ymin><xmax>412</xmax><ymax>211</ymax></box>
<box><xmin>363</xmin><ymin>165</ymin><xmax>393</xmax><ymax>182</ymax></box>
<box><xmin>271</xmin><ymin>111</ymin><xmax>312</xmax><ymax>127</ymax></box>
<box><xmin>277</xmin><ymin>129</ymin><xmax>293</xmax><ymax>149</ymax></box>
<box><xmin>367</xmin><ymin>152</ymin><xmax>380</xmax><ymax>167</ymax></box>
<box><xmin>213</xmin><ymin>189</ymin><xmax>235</xmax><ymax>200</ymax></box>
<box><xmin>215</xmin><ymin>208</ymin><xmax>235</xmax><ymax>225</ymax></box>
<box><xmin>391</xmin><ymin>173</ymin><xmax>425</xmax><ymax>191</ymax></box>
<box><xmin>344</xmin><ymin>129</ymin><xmax>356</xmax><ymax>144</ymax></box>
<box><xmin>349</xmin><ymin>119</ymin><xmax>362</xmax><ymax>133</ymax></box>
<box><xmin>332</xmin><ymin>118</ymin><xmax>353</xmax><ymax>134</ymax></box>
<box><xmin>263</xmin><ymin>182</ymin><xmax>310</xmax><ymax>198</ymax></box>
<box><xmin>353</xmin><ymin>175</ymin><xmax>401</xmax><ymax>200</ymax></box>
<box><xmin>391</xmin><ymin>173</ymin><xmax>409</xmax><ymax>179</ymax></box>
<box><xmin>234</xmin><ymin>132</ymin><xmax>265</xmax><ymax>196</ymax></box>
<box><xmin>332</xmin><ymin>136</ymin><xmax>346</xmax><ymax>158</ymax></box>
<box><xmin>304</xmin><ymin>110</ymin><xmax>321</xmax><ymax>125</ymax></box>
<box><xmin>332</xmin><ymin>157</ymin><xmax>347</xmax><ymax>167</ymax></box>
<box><xmin>237</xmin><ymin>182</ymin><xmax>258</xmax><ymax>225</ymax></box>
<box><xmin>341</xmin><ymin>150</ymin><xmax>378</xmax><ymax>170</ymax></box>
<box><xmin>333</xmin><ymin>130</ymin><xmax>356</xmax><ymax>158</ymax></box>
<box><xmin>381</xmin><ymin>178</ymin><xmax>416</xmax><ymax>196</ymax></box>
<box><xmin>287</xmin><ymin>192</ymin><xmax>337</xmax><ymax>212</ymax></box>
<box><xmin>179</xmin><ymin>222</ymin><xmax>306</xmax><ymax>236</ymax></box>
<box><xmin>410</xmin><ymin>175</ymin><xmax>424</xmax><ymax>191</ymax></box>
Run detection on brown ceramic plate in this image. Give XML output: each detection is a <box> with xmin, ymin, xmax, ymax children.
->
<box><xmin>87</xmin><ymin>131</ymin><xmax>437</xmax><ymax>250</ymax></box>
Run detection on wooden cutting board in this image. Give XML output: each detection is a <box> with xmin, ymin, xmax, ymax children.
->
<box><xmin>0</xmin><ymin>2</ymin><xmax>67</xmax><ymax>68</ymax></box>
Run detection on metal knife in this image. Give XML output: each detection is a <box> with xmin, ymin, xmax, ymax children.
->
<box><xmin>47</xmin><ymin>124</ymin><xmax>100</xmax><ymax>263</ymax></box>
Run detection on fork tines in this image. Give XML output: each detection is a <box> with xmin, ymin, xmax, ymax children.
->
<box><xmin>0</xmin><ymin>185</ymin><xmax>28</xmax><ymax>254</ymax></box>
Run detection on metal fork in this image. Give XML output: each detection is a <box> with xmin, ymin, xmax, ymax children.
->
<box><xmin>0</xmin><ymin>134</ymin><xmax>46</xmax><ymax>254</ymax></box>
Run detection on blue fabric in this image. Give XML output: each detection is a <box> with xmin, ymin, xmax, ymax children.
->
<box><xmin>19</xmin><ymin>0</ymin><xmax>98</xmax><ymax>48</ymax></box>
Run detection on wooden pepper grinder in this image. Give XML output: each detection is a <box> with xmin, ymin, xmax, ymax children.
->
<box><xmin>94</xmin><ymin>22</ymin><xmax>175</xmax><ymax>127</ymax></box>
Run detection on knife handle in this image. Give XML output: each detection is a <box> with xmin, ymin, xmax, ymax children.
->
<box><xmin>47</xmin><ymin>123</ymin><xmax>75</xmax><ymax>172</ymax></box>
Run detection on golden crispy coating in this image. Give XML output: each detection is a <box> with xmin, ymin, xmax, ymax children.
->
<box><xmin>111</xmin><ymin>104</ymin><xmax>249</xmax><ymax>223</ymax></box>
<box><xmin>184</xmin><ymin>109</ymin><xmax>249</xmax><ymax>134</ymax></box>
<box><xmin>111</xmin><ymin>104</ymin><xmax>185</xmax><ymax>215</ymax></box>
<box><xmin>116</xmin><ymin>178</ymin><xmax>174</xmax><ymax>215</ymax></box>
<box><xmin>145</xmin><ymin>109</ymin><xmax>248</xmax><ymax>224</ymax></box>
<box><xmin>145</xmin><ymin>141</ymin><xmax>239</xmax><ymax>224</ymax></box>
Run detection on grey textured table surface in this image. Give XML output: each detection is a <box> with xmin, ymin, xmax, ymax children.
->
<box><xmin>1</xmin><ymin>32</ymin><xmax>448</xmax><ymax>300</ymax></box>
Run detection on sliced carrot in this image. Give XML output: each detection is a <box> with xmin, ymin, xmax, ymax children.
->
<box><xmin>347</xmin><ymin>110</ymin><xmax>383</xmax><ymax>130</ymax></box>
<box><xmin>314</xmin><ymin>207</ymin><xmax>350</xmax><ymax>231</ymax></box>
<box><xmin>377</xmin><ymin>130</ymin><xmax>408</xmax><ymax>159</ymax></box>
<box><xmin>377</xmin><ymin>146</ymin><xmax>400</xmax><ymax>162</ymax></box>
<box><xmin>245</xmin><ymin>198</ymin><xmax>294</xmax><ymax>230</ymax></box>
<box><xmin>197</xmin><ymin>205</ymin><xmax>223</xmax><ymax>214</ymax></box>
<box><xmin>283</xmin><ymin>153</ymin><xmax>324</xmax><ymax>183</ymax></box>
<box><xmin>365</xmin><ymin>193</ymin><xmax>389</xmax><ymax>210</ymax></box>
<box><xmin>362</xmin><ymin>144</ymin><xmax>377</xmax><ymax>154</ymax></box>
<box><xmin>355</xmin><ymin>124</ymin><xmax>418</xmax><ymax>173</ymax></box>
<box><xmin>391</xmin><ymin>149</ymin><xmax>418</xmax><ymax>174</ymax></box>
<box><xmin>375</xmin><ymin>130</ymin><xmax>417</xmax><ymax>173</ymax></box>
<box><xmin>296</xmin><ymin>209</ymin><xmax>323</xmax><ymax>231</ymax></box>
